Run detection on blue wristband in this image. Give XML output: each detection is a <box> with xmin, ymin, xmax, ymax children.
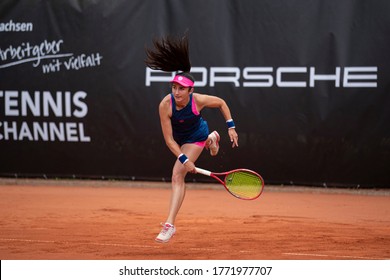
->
<box><xmin>178</xmin><ymin>153</ymin><xmax>189</xmax><ymax>164</ymax></box>
<box><xmin>226</xmin><ymin>119</ymin><xmax>236</xmax><ymax>129</ymax></box>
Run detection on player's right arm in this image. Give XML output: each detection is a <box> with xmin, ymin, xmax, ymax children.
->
<box><xmin>159</xmin><ymin>95</ymin><xmax>195</xmax><ymax>172</ymax></box>
<box><xmin>159</xmin><ymin>95</ymin><xmax>181</xmax><ymax>157</ymax></box>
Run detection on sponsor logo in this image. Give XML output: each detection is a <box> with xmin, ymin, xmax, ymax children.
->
<box><xmin>0</xmin><ymin>20</ymin><xmax>33</xmax><ymax>32</ymax></box>
<box><xmin>0</xmin><ymin>39</ymin><xmax>103</xmax><ymax>73</ymax></box>
<box><xmin>0</xmin><ymin>90</ymin><xmax>91</xmax><ymax>142</ymax></box>
<box><xmin>146</xmin><ymin>66</ymin><xmax>377</xmax><ymax>88</ymax></box>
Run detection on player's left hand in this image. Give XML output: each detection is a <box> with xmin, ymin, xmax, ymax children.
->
<box><xmin>228</xmin><ymin>128</ymin><xmax>238</xmax><ymax>148</ymax></box>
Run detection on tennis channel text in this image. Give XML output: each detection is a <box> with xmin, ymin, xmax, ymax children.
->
<box><xmin>119</xmin><ymin>265</ymin><xmax>272</xmax><ymax>277</ymax></box>
<box><xmin>0</xmin><ymin>90</ymin><xmax>91</xmax><ymax>142</ymax></box>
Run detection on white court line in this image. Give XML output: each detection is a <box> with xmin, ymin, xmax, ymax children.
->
<box><xmin>0</xmin><ymin>238</ymin><xmax>159</xmax><ymax>249</ymax></box>
<box><xmin>1</xmin><ymin>238</ymin><xmax>56</xmax><ymax>244</ymax></box>
<box><xmin>282</xmin><ymin>252</ymin><xmax>386</xmax><ymax>260</ymax></box>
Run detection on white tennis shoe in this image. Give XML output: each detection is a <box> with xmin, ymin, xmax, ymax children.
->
<box><xmin>208</xmin><ymin>131</ymin><xmax>220</xmax><ymax>156</ymax></box>
<box><xmin>155</xmin><ymin>223</ymin><xmax>176</xmax><ymax>243</ymax></box>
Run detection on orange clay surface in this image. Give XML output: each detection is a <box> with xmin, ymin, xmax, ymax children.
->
<box><xmin>0</xmin><ymin>178</ymin><xmax>389</xmax><ymax>260</ymax></box>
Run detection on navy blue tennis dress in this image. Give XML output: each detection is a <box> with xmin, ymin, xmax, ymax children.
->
<box><xmin>170</xmin><ymin>93</ymin><xmax>209</xmax><ymax>146</ymax></box>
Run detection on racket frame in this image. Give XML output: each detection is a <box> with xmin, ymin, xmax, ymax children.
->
<box><xmin>195</xmin><ymin>167</ymin><xmax>264</xmax><ymax>200</ymax></box>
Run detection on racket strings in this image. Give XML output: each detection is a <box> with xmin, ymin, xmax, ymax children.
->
<box><xmin>225</xmin><ymin>171</ymin><xmax>263</xmax><ymax>199</ymax></box>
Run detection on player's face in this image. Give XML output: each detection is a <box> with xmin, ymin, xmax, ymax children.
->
<box><xmin>171</xmin><ymin>83</ymin><xmax>192</xmax><ymax>106</ymax></box>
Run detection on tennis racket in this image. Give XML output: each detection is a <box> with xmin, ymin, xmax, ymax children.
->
<box><xmin>195</xmin><ymin>167</ymin><xmax>264</xmax><ymax>200</ymax></box>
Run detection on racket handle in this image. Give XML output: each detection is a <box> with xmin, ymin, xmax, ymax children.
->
<box><xmin>195</xmin><ymin>167</ymin><xmax>212</xmax><ymax>176</ymax></box>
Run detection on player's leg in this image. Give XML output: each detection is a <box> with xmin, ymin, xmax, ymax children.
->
<box><xmin>155</xmin><ymin>143</ymin><xmax>204</xmax><ymax>242</ymax></box>
<box><xmin>168</xmin><ymin>143</ymin><xmax>204</xmax><ymax>222</ymax></box>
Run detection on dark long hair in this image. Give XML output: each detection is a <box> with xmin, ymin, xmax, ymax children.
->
<box><xmin>145</xmin><ymin>33</ymin><xmax>191</xmax><ymax>73</ymax></box>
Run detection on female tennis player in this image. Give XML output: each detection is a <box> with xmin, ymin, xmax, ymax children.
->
<box><xmin>145</xmin><ymin>33</ymin><xmax>239</xmax><ymax>243</ymax></box>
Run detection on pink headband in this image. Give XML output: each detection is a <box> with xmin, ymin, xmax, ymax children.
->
<box><xmin>171</xmin><ymin>75</ymin><xmax>194</xmax><ymax>87</ymax></box>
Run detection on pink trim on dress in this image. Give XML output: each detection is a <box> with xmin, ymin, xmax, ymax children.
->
<box><xmin>194</xmin><ymin>140</ymin><xmax>207</xmax><ymax>147</ymax></box>
<box><xmin>191</xmin><ymin>94</ymin><xmax>200</xmax><ymax>115</ymax></box>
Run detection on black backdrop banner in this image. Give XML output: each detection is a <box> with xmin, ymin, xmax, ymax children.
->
<box><xmin>1</xmin><ymin>0</ymin><xmax>390</xmax><ymax>187</ymax></box>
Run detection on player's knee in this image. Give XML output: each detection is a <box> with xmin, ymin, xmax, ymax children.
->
<box><xmin>171</xmin><ymin>171</ymin><xmax>186</xmax><ymax>185</ymax></box>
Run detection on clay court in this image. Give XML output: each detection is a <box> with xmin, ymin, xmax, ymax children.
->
<box><xmin>0</xmin><ymin>178</ymin><xmax>389</xmax><ymax>260</ymax></box>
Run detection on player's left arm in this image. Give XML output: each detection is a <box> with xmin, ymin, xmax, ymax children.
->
<box><xmin>194</xmin><ymin>93</ymin><xmax>238</xmax><ymax>148</ymax></box>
